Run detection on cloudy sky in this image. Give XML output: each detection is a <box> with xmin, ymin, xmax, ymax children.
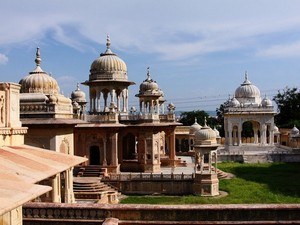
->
<box><xmin>1</xmin><ymin>0</ymin><xmax>300</xmax><ymax>111</ymax></box>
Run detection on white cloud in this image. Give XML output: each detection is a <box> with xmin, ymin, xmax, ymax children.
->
<box><xmin>2</xmin><ymin>0</ymin><xmax>300</xmax><ymax>61</ymax></box>
<box><xmin>256</xmin><ymin>41</ymin><xmax>300</xmax><ymax>58</ymax></box>
<box><xmin>0</xmin><ymin>54</ymin><xmax>8</xmax><ymax>65</ymax></box>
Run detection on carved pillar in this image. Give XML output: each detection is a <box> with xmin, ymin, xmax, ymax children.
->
<box><xmin>64</xmin><ymin>168</ymin><xmax>75</xmax><ymax>203</ymax></box>
<box><xmin>168</xmin><ymin>130</ymin><xmax>176</xmax><ymax>161</ymax></box>
<box><xmin>51</xmin><ymin>174</ymin><xmax>61</xmax><ymax>203</ymax></box>
<box><xmin>238</xmin><ymin>125</ymin><xmax>242</xmax><ymax>146</ymax></box>
<box><xmin>111</xmin><ymin>133</ymin><xmax>118</xmax><ymax>166</ymax></box>
<box><xmin>103</xmin><ymin>137</ymin><xmax>107</xmax><ymax>166</ymax></box>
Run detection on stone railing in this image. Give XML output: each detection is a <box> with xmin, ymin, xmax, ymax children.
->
<box><xmin>225</xmin><ymin>106</ymin><xmax>274</xmax><ymax>113</ymax></box>
<box><xmin>86</xmin><ymin>114</ymin><xmax>118</xmax><ymax>123</ymax></box>
<box><xmin>119</xmin><ymin>113</ymin><xmax>160</xmax><ymax>122</ymax></box>
<box><xmin>23</xmin><ymin>203</ymin><xmax>300</xmax><ymax>225</ymax></box>
<box><xmin>103</xmin><ymin>173</ymin><xmax>194</xmax><ymax>181</ymax></box>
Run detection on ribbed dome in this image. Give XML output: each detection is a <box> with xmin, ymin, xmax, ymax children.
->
<box><xmin>190</xmin><ymin>118</ymin><xmax>202</xmax><ymax>134</ymax></box>
<box><xmin>194</xmin><ymin>119</ymin><xmax>217</xmax><ymax>145</ymax></box>
<box><xmin>19</xmin><ymin>48</ymin><xmax>59</xmax><ymax>95</ymax></box>
<box><xmin>89</xmin><ymin>35</ymin><xmax>127</xmax><ymax>81</ymax></box>
<box><xmin>261</xmin><ymin>96</ymin><xmax>273</xmax><ymax>107</ymax></box>
<box><xmin>138</xmin><ymin>68</ymin><xmax>161</xmax><ymax>96</ymax></box>
<box><xmin>71</xmin><ymin>83</ymin><xmax>86</xmax><ymax>103</ymax></box>
<box><xmin>235</xmin><ymin>73</ymin><xmax>261</xmax><ymax>99</ymax></box>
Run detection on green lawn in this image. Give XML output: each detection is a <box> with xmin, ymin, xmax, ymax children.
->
<box><xmin>120</xmin><ymin>162</ymin><xmax>300</xmax><ymax>204</ymax></box>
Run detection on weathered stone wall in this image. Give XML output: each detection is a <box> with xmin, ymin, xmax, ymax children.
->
<box><xmin>23</xmin><ymin>203</ymin><xmax>300</xmax><ymax>225</ymax></box>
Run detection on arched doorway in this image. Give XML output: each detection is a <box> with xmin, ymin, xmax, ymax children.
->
<box><xmin>122</xmin><ymin>133</ymin><xmax>136</xmax><ymax>160</ymax></box>
<box><xmin>241</xmin><ymin>121</ymin><xmax>260</xmax><ymax>144</ymax></box>
<box><xmin>90</xmin><ymin>145</ymin><xmax>100</xmax><ymax>165</ymax></box>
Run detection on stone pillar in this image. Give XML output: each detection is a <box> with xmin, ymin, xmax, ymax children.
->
<box><xmin>64</xmin><ymin>168</ymin><xmax>75</xmax><ymax>203</ymax></box>
<box><xmin>125</xmin><ymin>89</ymin><xmax>129</xmax><ymax>113</ymax></box>
<box><xmin>51</xmin><ymin>174</ymin><xmax>61</xmax><ymax>203</ymax></box>
<box><xmin>103</xmin><ymin>137</ymin><xmax>107</xmax><ymax>166</ymax></box>
<box><xmin>97</xmin><ymin>92</ymin><xmax>101</xmax><ymax>112</ymax></box>
<box><xmin>117</xmin><ymin>95</ymin><xmax>121</xmax><ymax>112</ymax></box>
<box><xmin>110</xmin><ymin>133</ymin><xmax>119</xmax><ymax>172</ymax></box>
<box><xmin>169</xmin><ymin>131</ymin><xmax>176</xmax><ymax>162</ymax></box>
<box><xmin>253</xmin><ymin>128</ymin><xmax>259</xmax><ymax>144</ymax></box>
<box><xmin>228</xmin><ymin>127</ymin><xmax>233</xmax><ymax>146</ymax></box>
<box><xmin>238</xmin><ymin>125</ymin><xmax>242</xmax><ymax>146</ymax></box>
<box><xmin>139</xmin><ymin>100</ymin><xmax>143</xmax><ymax>113</ymax></box>
<box><xmin>89</xmin><ymin>97</ymin><xmax>92</xmax><ymax>112</ymax></box>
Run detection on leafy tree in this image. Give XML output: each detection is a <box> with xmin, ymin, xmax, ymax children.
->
<box><xmin>179</xmin><ymin>110</ymin><xmax>209</xmax><ymax>126</ymax></box>
<box><xmin>216</xmin><ymin>103</ymin><xmax>226</xmax><ymax>137</ymax></box>
<box><xmin>273</xmin><ymin>87</ymin><xmax>300</xmax><ymax>128</ymax></box>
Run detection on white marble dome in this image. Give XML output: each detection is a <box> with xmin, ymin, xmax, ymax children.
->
<box><xmin>89</xmin><ymin>36</ymin><xmax>127</xmax><ymax>81</ymax></box>
<box><xmin>235</xmin><ymin>72</ymin><xmax>261</xmax><ymax>104</ymax></box>
<box><xmin>189</xmin><ymin>118</ymin><xmax>202</xmax><ymax>134</ymax></box>
<box><xmin>19</xmin><ymin>47</ymin><xmax>59</xmax><ymax>95</ymax></box>
<box><xmin>138</xmin><ymin>68</ymin><xmax>161</xmax><ymax>96</ymax></box>
<box><xmin>194</xmin><ymin>119</ymin><xmax>217</xmax><ymax>145</ymax></box>
<box><xmin>229</xmin><ymin>96</ymin><xmax>240</xmax><ymax>107</ymax></box>
<box><xmin>71</xmin><ymin>84</ymin><xmax>86</xmax><ymax>103</ymax></box>
<box><xmin>261</xmin><ymin>96</ymin><xmax>273</xmax><ymax>107</ymax></box>
<box><xmin>291</xmin><ymin>125</ymin><xmax>299</xmax><ymax>137</ymax></box>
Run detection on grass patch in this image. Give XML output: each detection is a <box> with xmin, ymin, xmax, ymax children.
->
<box><xmin>120</xmin><ymin>162</ymin><xmax>300</xmax><ymax>204</ymax></box>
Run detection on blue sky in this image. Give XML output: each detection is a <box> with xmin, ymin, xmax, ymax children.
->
<box><xmin>1</xmin><ymin>0</ymin><xmax>300</xmax><ymax>111</ymax></box>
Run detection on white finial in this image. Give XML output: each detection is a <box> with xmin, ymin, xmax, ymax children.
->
<box><xmin>204</xmin><ymin>117</ymin><xmax>207</xmax><ymax>126</ymax></box>
<box><xmin>76</xmin><ymin>83</ymin><xmax>80</xmax><ymax>90</ymax></box>
<box><xmin>106</xmin><ymin>34</ymin><xmax>110</xmax><ymax>50</ymax></box>
<box><xmin>147</xmin><ymin>67</ymin><xmax>151</xmax><ymax>80</ymax></box>
<box><xmin>195</xmin><ymin>117</ymin><xmax>197</xmax><ymax>123</ymax></box>
<box><xmin>35</xmin><ymin>47</ymin><xmax>41</xmax><ymax>66</ymax></box>
<box><xmin>245</xmin><ymin>70</ymin><xmax>248</xmax><ymax>81</ymax></box>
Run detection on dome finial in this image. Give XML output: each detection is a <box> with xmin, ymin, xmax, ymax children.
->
<box><xmin>76</xmin><ymin>83</ymin><xmax>80</xmax><ymax>90</ymax></box>
<box><xmin>35</xmin><ymin>47</ymin><xmax>41</xmax><ymax>66</ymax></box>
<box><xmin>204</xmin><ymin>117</ymin><xmax>207</xmax><ymax>126</ymax></box>
<box><xmin>245</xmin><ymin>70</ymin><xmax>248</xmax><ymax>81</ymax></box>
<box><xmin>106</xmin><ymin>34</ymin><xmax>111</xmax><ymax>50</ymax></box>
<box><xmin>195</xmin><ymin>117</ymin><xmax>197</xmax><ymax>123</ymax></box>
<box><xmin>147</xmin><ymin>67</ymin><xmax>151</xmax><ymax>80</ymax></box>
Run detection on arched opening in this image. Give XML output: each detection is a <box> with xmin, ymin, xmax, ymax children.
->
<box><xmin>89</xmin><ymin>145</ymin><xmax>100</xmax><ymax>165</ymax></box>
<box><xmin>122</xmin><ymin>133</ymin><xmax>136</xmax><ymax>160</ymax></box>
<box><xmin>241</xmin><ymin>121</ymin><xmax>260</xmax><ymax>144</ymax></box>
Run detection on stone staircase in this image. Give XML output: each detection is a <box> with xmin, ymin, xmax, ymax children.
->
<box><xmin>74</xmin><ymin>165</ymin><xmax>108</xmax><ymax>177</ymax></box>
<box><xmin>73</xmin><ymin>177</ymin><xmax>119</xmax><ymax>204</ymax></box>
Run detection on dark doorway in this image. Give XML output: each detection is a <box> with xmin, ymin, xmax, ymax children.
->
<box><xmin>90</xmin><ymin>145</ymin><xmax>100</xmax><ymax>165</ymax></box>
<box><xmin>122</xmin><ymin>133</ymin><xmax>136</xmax><ymax>160</ymax></box>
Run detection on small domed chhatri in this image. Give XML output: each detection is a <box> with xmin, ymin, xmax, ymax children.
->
<box><xmin>194</xmin><ymin>118</ymin><xmax>217</xmax><ymax>146</ymax></box>
<box><xmin>89</xmin><ymin>35</ymin><xmax>127</xmax><ymax>81</ymax></box>
<box><xmin>234</xmin><ymin>71</ymin><xmax>261</xmax><ymax>106</ymax></box>
<box><xmin>189</xmin><ymin>118</ymin><xmax>202</xmax><ymax>135</ymax></box>
<box><xmin>19</xmin><ymin>47</ymin><xmax>59</xmax><ymax>95</ymax></box>
<box><xmin>138</xmin><ymin>67</ymin><xmax>161</xmax><ymax>96</ymax></box>
<box><xmin>71</xmin><ymin>83</ymin><xmax>86</xmax><ymax>103</ymax></box>
<box><xmin>261</xmin><ymin>95</ymin><xmax>273</xmax><ymax>107</ymax></box>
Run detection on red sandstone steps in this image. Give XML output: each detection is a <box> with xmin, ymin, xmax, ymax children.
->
<box><xmin>73</xmin><ymin>177</ymin><xmax>120</xmax><ymax>203</ymax></box>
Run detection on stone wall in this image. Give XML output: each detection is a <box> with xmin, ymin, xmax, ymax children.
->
<box><xmin>23</xmin><ymin>202</ymin><xmax>300</xmax><ymax>225</ymax></box>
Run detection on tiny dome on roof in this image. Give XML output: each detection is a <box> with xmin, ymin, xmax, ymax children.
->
<box><xmin>261</xmin><ymin>95</ymin><xmax>273</xmax><ymax>107</ymax></box>
<box><xmin>213</xmin><ymin>127</ymin><xmax>220</xmax><ymax>138</ymax></box>
<box><xmin>194</xmin><ymin>118</ymin><xmax>217</xmax><ymax>145</ymax></box>
<box><xmin>190</xmin><ymin>118</ymin><xmax>202</xmax><ymax>134</ymax></box>
<box><xmin>291</xmin><ymin>125</ymin><xmax>299</xmax><ymax>136</ymax></box>
<box><xmin>273</xmin><ymin>125</ymin><xmax>280</xmax><ymax>134</ymax></box>
<box><xmin>139</xmin><ymin>67</ymin><xmax>159</xmax><ymax>93</ymax></box>
<box><xmin>89</xmin><ymin>35</ymin><xmax>127</xmax><ymax>81</ymax></box>
<box><xmin>71</xmin><ymin>83</ymin><xmax>86</xmax><ymax>103</ymax></box>
<box><xmin>229</xmin><ymin>96</ymin><xmax>240</xmax><ymax>107</ymax></box>
<box><xmin>19</xmin><ymin>47</ymin><xmax>60</xmax><ymax>95</ymax></box>
<box><xmin>234</xmin><ymin>72</ymin><xmax>261</xmax><ymax>104</ymax></box>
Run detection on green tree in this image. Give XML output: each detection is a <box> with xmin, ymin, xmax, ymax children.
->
<box><xmin>179</xmin><ymin>110</ymin><xmax>209</xmax><ymax>126</ymax></box>
<box><xmin>216</xmin><ymin>103</ymin><xmax>226</xmax><ymax>137</ymax></box>
<box><xmin>273</xmin><ymin>87</ymin><xmax>300</xmax><ymax>128</ymax></box>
